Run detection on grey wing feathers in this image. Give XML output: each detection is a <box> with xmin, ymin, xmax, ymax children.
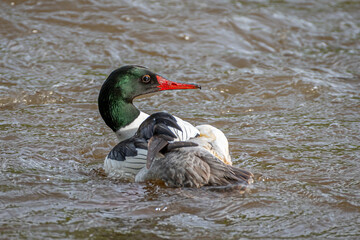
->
<box><xmin>147</xmin><ymin>148</ymin><xmax>211</xmax><ymax>188</ymax></box>
<box><xmin>147</xmin><ymin>147</ymin><xmax>253</xmax><ymax>188</ymax></box>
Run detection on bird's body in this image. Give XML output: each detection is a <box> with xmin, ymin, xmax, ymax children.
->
<box><xmin>98</xmin><ymin>65</ymin><xmax>253</xmax><ymax>187</ymax></box>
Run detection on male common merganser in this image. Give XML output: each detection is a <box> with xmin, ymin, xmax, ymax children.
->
<box><xmin>98</xmin><ymin>65</ymin><xmax>253</xmax><ymax>187</ymax></box>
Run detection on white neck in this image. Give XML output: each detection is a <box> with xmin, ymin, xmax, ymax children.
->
<box><xmin>115</xmin><ymin>111</ymin><xmax>149</xmax><ymax>141</ymax></box>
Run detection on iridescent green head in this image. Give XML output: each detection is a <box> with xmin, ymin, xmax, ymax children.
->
<box><xmin>98</xmin><ymin>65</ymin><xmax>200</xmax><ymax>132</ymax></box>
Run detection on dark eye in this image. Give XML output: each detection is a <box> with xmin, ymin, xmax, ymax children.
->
<box><xmin>141</xmin><ymin>75</ymin><xmax>151</xmax><ymax>83</ymax></box>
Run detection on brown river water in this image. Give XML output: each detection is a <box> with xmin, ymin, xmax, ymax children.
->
<box><xmin>1</xmin><ymin>0</ymin><xmax>359</xmax><ymax>239</ymax></box>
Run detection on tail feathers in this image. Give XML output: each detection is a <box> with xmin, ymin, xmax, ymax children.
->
<box><xmin>195</xmin><ymin>150</ymin><xmax>253</xmax><ymax>186</ymax></box>
<box><xmin>229</xmin><ymin>166</ymin><xmax>254</xmax><ymax>185</ymax></box>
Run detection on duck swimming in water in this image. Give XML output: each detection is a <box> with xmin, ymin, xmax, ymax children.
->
<box><xmin>98</xmin><ymin>65</ymin><xmax>253</xmax><ymax>187</ymax></box>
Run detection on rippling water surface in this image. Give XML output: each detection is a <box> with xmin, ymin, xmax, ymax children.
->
<box><xmin>1</xmin><ymin>0</ymin><xmax>359</xmax><ymax>239</ymax></box>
